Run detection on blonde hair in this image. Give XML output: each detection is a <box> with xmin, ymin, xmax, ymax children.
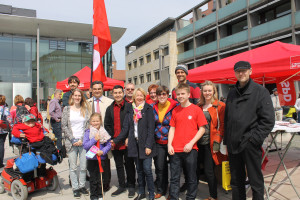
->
<box><xmin>132</xmin><ymin>88</ymin><xmax>146</xmax><ymax>101</ymax></box>
<box><xmin>90</xmin><ymin>113</ymin><xmax>103</xmax><ymax>127</ymax></box>
<box><xmin>69</xmin><ymin>88</ymin><xmax>91</xmax><ymax>117</ymax></box>
<box><xmin>198</xmin><ymin>81</ymin><xmax>218</xmax><ymax>106</ymax></box>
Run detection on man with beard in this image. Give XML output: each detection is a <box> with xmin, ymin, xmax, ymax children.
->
<box><xmin>62</xmin><ymin>76</ymin><xmax>80</xmax><ymax>107</ymax></box>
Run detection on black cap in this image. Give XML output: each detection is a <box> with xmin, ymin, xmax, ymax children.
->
<box><xmin>234</xmin><ymin>61</ymin><xmax>251</xmax><ymax>71</ymax></box>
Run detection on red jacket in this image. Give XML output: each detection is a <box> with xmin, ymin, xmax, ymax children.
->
<box><xmin>200</xmin><ymin>100</ymin><xmax>227</xmax><ymax>165</ymax></box>
<box><xmin>12</xmin><ymin>122</ymin><xmax>44</xmax><ymax>143</ymax></box>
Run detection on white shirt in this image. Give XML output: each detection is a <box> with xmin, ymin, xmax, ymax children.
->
<box><xmin>134</xmin><ymin>122</ymin><xmax>138</xmax><ymax>139</ymax></box>
<box><xmin>70</xmin><ymin>109</ymin><xmax>85</xmax><ymax>139</ymax></box>
<box><xmin>93</xmin><ymin>96</ymin><xmax>103</xmax><ymax>113</ymax></box>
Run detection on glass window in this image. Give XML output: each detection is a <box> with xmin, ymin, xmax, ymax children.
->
<box><xmin>133</xmin><ymin>60</ymin><xmax>137</xmax><ymax>68</ymax></box>
<box><xmin>184</xmin><ymin>40</ymin><xmax>194</xmax><ymax>51</ymax></box>
<box><xmin>0</xmin><ymin>60</ymin><xmax>12</xmax><ymax>82</ymax></box>
<box><xmin>66</xmin><ymin>63</ymin><xmax>81</xmax><ymax>78</ymax></box>
<box><xmin>128</xmin><ymin>78</ymin><xmax>132</xmax><ymax>83</ymax></box>
<box><xmin>139</xmin><ymin>57</ymin><xmax>144</xmax><ymax>66</ymax></box>
<box><xmin>12</xmin><ymin>60</ymin><xmax>31</xmax><ymax>82</ymax></box>
<box><xmin>163</xmin><ymin>47</ymin><xmax>169</xmax><ymax>56</ymax></box>
<box><xmin>276</xmin><ymin>2</ymin><xmax>291</xmax><ymax>18</ymax></box>
<box><xmin>81</xmin><ymin>43</ymin><xmax>92</xmax><ymax>64</ymax></box>
<box><xmin>128</xmin><ymin>62</ymin><xmax>132</xmax><ymax>70</ymax></box>
<box><xmin>230</xmin><ymin>19</ymin><xmax>247</xmax><ymax>35</ymax></box>
<box><xmin>32</xmin><ymin>39</ymin><xmax>37</xmax><ymax>62</ymax></box>
<box><xmin>134</xmin><ymin>77</ymin><xmax>137</xmax><ymax>85</ymax></box>
<box><xmin>140</xmin><ymin>75</ymin><xmax>144</xmax><ymax>84</ymax></box>
<box><xmin>66</xmin><ymin>42</ymin><xmax>81</xmax><ymax>63</ymax></box>
<box><xmin>13</xmin><ymin>37</ymin><xmax>32</xmax><ymax>61</ymax></box>
<box><xmin>147</xmin><ymin>73</ymin><xmax>151</xmax><ymax>82</ymax></box>
<box><xmin>154</xmin><ymin>51</ymin><xmax>159</xmax><ymax>60</ymax></box>
<box><xmin>0</xmin><ymin>36</ymin><xmax>12</xmax><ymax>60</ymax></box>
<box><xmin>154</xmin><ymin>71</ymin><xmax>160</xmax><ymax>80</ymax></box>
<box><xmin>39</xmin><ymin>39</ymin><xmax>65</xmax><ymax>62</ymax></box>
<box><xmin>146</xmin><ymin>54</ymin><xmax>151</xmax><ymax>63</ymax></box>
<box><xmin>39</xmin><ymin>62</ymin><xmax>66</xmax><ymax>84</ymax></box>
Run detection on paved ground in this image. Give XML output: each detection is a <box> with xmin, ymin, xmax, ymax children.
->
<box><xmin>1</xmin><ymin>124</ymin><xmax>300</xmax><ymax>200</ymax></box>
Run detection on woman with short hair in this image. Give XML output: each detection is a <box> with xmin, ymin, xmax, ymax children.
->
<box><xmin>113</xmin><ymin>88</ymin><xmax>156</xmax><ymax>200</ymax></box>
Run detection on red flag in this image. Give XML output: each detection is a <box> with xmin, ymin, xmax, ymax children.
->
<box><xmin>92</xmin><ymin>0</ymin><xmax>111</xmax><ymax>82</ymax></box>
<box><xmin>276</xmin><ymin>78</ymin><xmax>296</xmax><ymax>106</ymax></box>
<box><xmin>96</xmin><ymin>141</ymin><xmax>104</xmax><ymax>173</ymax></box>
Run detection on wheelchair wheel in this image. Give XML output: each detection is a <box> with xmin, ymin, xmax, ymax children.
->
<box><xmin>0</xmin><ymin>176</ymin><xmax>5</xmax><ymax>193</ymax></box>
<box><xmin>11</xmin><ymin>180</ymin><xmax>28</xmax><ymax>200</ymax></box>
<box><xmin>47</xmin><ymin>175</ymin><xmax>58</xmax><ymax>191</ymax></box>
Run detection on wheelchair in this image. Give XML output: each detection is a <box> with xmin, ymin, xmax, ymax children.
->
<box><xmin>0</xmin><ymin>137</ymin><xmax>62</xmax><ymax>200</ymax></box>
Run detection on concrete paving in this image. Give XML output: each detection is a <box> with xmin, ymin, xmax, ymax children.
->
<box><xmin>1</xmin><ymin>128</ymin><xmax>300</xmax><ymax>200</ymax></box>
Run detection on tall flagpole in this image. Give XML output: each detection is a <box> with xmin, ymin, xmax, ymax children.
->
<box><xmin>37</xmin><ymin>25</ymin><xmax>40</xmax><ymax>111</ymax></box>
<box><xmin>90</xmin><ymin>36</ymin><xmax>94</xmax><ymax>97</ymax></box>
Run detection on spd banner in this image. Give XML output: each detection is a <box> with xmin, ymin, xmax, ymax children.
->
<box><xmin>276</xmin><ymin>79</ymin><xmax>296</xmax><ymax>106</ymax></box>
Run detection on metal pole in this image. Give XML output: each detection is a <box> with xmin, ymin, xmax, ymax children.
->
<box><xmin>37</xmin><ymin>25</ymin><xmax>40</xmax><ymax>111</ymax></box>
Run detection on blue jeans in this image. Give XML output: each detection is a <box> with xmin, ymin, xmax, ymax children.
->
<box><xmin>134</xmin><ymin>157</ymin><xmax>155</xmax><ymax>198</ymax></box>
<box><xmin>68</xmin><ymin>146</ymin><xmax>87</xmax><ymax>190</ymax></box>
<box><xmin>169</xmin><ymin>150</ymin><xmax>198</xmax><ymax>200</ymax></box>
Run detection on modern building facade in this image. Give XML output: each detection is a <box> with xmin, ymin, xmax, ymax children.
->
<box><xmin>125</xmin><ymin>18</ymin><xmax>178</xmax><ymax>92</ymax></box>
<box><xmin>0</xmin><ymin>4</ymin><xmax>125</xmax><ymax>108</ymax></box>
<box><xmin>176</xmin><ymin>0</ymin><xmax>300</xmax><ymax>96</ymax></box>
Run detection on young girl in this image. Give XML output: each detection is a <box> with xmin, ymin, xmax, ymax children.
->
<box><xmin>83</xmin><ymin>113</ymin><xmax>111</xmax><ymax>200</ymax></box>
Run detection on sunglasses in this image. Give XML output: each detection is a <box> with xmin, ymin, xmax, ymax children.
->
<box><xmin>126</xmin><ymin>88</ymin><xmax>134</xmax><ymax>91</ymax></box>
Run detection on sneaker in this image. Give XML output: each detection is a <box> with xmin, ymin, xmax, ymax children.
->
<box><xmin>128</xmin><ymin>187</ymin><xmax>135</xmax><ymax>198</ymax></box>
<box><xmin>111</xmin><ymin>187</ymin><xmax>126</xmax><ymax>197</ymax></box>
<box><xmin>80</xmin><ymin>187</ymin><xmax>89</xmax><ymax>196</ymax></box>
<box><xmin>73</xmin><ymin>190</ymin><xmax>81</xmax><ymax>199</ymax></box>
<box><xmin>179</xmin><ymin>183</ymin><xmax>187</xmax><ymax>193</ymax></box>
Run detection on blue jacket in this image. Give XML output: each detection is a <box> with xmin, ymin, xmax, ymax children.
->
<box><xmin>83</xmin><ymin>128</ymin><xmax>111</xmax><ymax>160</ymax></box>
<box><xmin>153</xmin><ymin>99</ymin><xmax>178</xmax><ymax>144</ymax></box>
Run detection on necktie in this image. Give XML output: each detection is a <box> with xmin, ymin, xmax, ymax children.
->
<box><xmin>96</xmin><ymin>99</ymin><xmax>100</xmax><ymax>113</ymax></box>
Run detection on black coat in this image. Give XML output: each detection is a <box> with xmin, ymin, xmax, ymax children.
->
<box><xmin>104</xmin><ymin>100</ymin><xmax>131</xmax><ymax>139</ymax></box>
<box><xmin>224</xmin><ymin>79</ymin><xmax>275</xmax><ymax>154</ymax></box>
<box><xmin>113</xmin><ymin>103</ymin><xmax>156</xmax><ymax>159</ymax></box>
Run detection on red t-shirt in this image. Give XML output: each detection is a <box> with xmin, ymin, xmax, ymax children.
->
<box><xmin>113</xmin><ymin>100</ymin><xmax>126</xmax><ymax>150</ymax></box>
<box><xmin>170</xmin><ymin>104</ymin><xmax>207</xmax><ymax>152</ymax></box>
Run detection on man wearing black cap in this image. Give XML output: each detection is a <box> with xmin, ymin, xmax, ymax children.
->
<box><xmin>271</xmin><ymin>88</ymin><xmax>283</xmax><ymax>121</ymax></box>
<box><xmin>172</xmin><ymin>64</ymin><xmax>200</xmax><ymax>105</ymax></box>
<box><xmin>224</xmin><ymin>61</ymin><xmax>275</xmax><ymax>200</ymax></box>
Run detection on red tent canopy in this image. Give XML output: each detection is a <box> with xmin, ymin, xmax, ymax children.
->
<box><xmin>187</xmin><ymin>41</ymin><xmax>300</xmax><ymax>84</ymax></box>
<box><xmin>56</xmin><ymin>66</ymin><xmax>124</xmax><ymax>92</ymax></box>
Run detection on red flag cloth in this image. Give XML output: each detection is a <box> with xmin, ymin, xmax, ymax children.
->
<box><xmin>261</xmin><ymin>148</ymin><xmax>269</xmax><ymax>170</ymax></box>
<box><xmin>276</xmin><ymin>78</ymin><xmax>297</xmax><ymax>106</ymax></box>
<box><xmin>96</xmin><ymin>140</ymin><xmax>104</xmax><ymax>173</ymax></box>
<box><xmin>93</xmin><ymin>0</ymin><xmax>111</xmax><ymax>82</ymax></box>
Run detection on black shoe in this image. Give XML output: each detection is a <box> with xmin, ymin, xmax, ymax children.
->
<box><xmin>111</xmin><ymin>187</ymin><xmax>126</xmax><ymax>197</ymax></box>
<box><xmin>179</xmin><ymin>183</ymin><xmax>187</xmax><ymax>193</ymax></box>
<box><xmin>73</xmin><ymin>190</ymin><xmax>81</xmax><ymax>199</ymax></box>
<box><xmin>80</xmin><ymin>187</ymin><xmax>89</xmax><ymax>196</ymax></box>
<box><xmin>103</xmin><ymin>184</ymin><xmax>111</xmax><ymax>192</ymax></box>
<box><xmin>128</xmin><ymin>187</ymin><xmax>135</xmax><ymax>198</ymax></box>
<box><xmin>0</xmin><ymin>163</ymin><xmax>4</xmax><ymax>168</ymax></box>
<box><xmin>134</xmin><ymin>194</ymin><xmax>146</xmax><ymax>200</ymax></box>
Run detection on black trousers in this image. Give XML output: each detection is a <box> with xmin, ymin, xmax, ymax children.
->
<box><xmin>112</xmin><ymin>149</ymin><xmax>136</xmax><ymax>188</ymax></box>
<box><xmin>87</xmin><ymin>159</ymin><xmax>103</xmax><ymax>199</ymax></box>
<box><xmin>155</xmin><ymin>143</ymin><xmax>169</xmax><ymax>194</ymax></box>
<box><xmin>199</xmin><ymin>144</ymin><xmax>217</xmax><ymax>199</ymax></box>
<box><xmin>0</xmin><ymin>133</ymin><xmax>7</xmax><ymax>166</ymax></box>
<box><xmin>50</xmin><ymin>119</ymin><xmax>62</xmax><ymax>151</ymax></box>
<box><xmin>102</xmin><ymin>158</ymin><xmax>111</xmax><ymax>186</ymax></box>
<box><xmin>229</xmin><ymin>142</ymin><xmax>264</xmax><ymax>200</ymax></box>
<box><xmin>170</xmin><ymin>150</ymin><xmax>198</xmax><ymax>200</ymax></box>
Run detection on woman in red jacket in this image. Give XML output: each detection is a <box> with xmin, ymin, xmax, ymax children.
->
<box><xmin>198</xmin><ymin>81</ymin><xmax>227</xmax><ymax>200</ymax></box>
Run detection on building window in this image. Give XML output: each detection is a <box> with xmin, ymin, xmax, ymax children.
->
<box><xmin>128</xmin><ymin>62</ymin><xmax>132</xmax><ymax>70</ymax></box>
<box><xmin>140</xmin><ymin>75</ymin><xmax>144</xmax><ymax>84</ymax></box>
<box><xmin>146</xmin><ymin>72</ymin><xmax>151</xmax><ymax>82</ymax></box>
<box><xmin>227</xmin><ymin>19</ymin><xmax>247</xmax><ymax>35</ymax></box>
<box><xmin>154</xmin><ymin>50</ymin><xmax>159</xmax><ymax>60</ymax></box>
<box><xmin>133</xmin><ymin>60</ymin><xmax>137</xmax><ymax>68</ymax></box>
<box><xmin>184</xmin><ymin>40</ymin><xmax>194</xmax><ymax>51</ymax></box>
<box><xmin>134</xmin><ymin>76</ymin><xmax>138</xmax><ymax>85</ymax></box>
<box><xmin>163</xmin><ymin>47</ymin><xmax>169</xmax><ymax>56</ymax></box>
<box><xmin>146</xmin><ymin>53</ymin><xmax>151</xmax><ymax>63</ymax></box>
<box><xmin>128</xmin><ymin>78</ymin><xmax>132</xmax><ymax>83</ymax></box>
<box><xmin>139</xmin><ymin>57</ymin><xmax>144</xmax><ymax>66</ymax></box>
<box><xmin>154</xmin><ymin>71</ymin><xmax>160</xmax><ymax>80</ymax></box>
<box><xmin>49</xmin><ymin>40</ymin><xmax>66</xmax><ymax>50</ymax></box>
<box><xmin>257</xmin><ymin>2</ymin><xmax>291</xmax><ymax>25</ymax></box>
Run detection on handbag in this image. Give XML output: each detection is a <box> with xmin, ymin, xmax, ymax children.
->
<box><xmin>222</xmin><ymin>161</ymin><xmax>232</xmax><ymax>191</ymax></box>
<box><xmin>60</xmin><ymin>135</ymin><xmax>67</xmax><ymax>158</ymax></box>
<box><xmin>15</xmin><ymin>143</ymin><xmax>39</xmax><ymax>173</ymax></box>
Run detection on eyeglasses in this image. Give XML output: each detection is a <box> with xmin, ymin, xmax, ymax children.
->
<box><xmin>126</xmin><ymin>88</ymin><xmax>134</xmax><ymax>91</ymax></box>
<box><xmin>158</xmin><ymin>93</ymin><xmax>168</xmax><ymax>97</ymax></box>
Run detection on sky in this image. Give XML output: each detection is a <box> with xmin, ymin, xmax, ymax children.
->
<box><xmin>0</xmin><ymin>0</ymin><xmax>203</xmax><ymax>69</ymax></box>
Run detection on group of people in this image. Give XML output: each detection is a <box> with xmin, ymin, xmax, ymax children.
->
<box><xmin>0</xmin><ymin>60</ymin><xmax>277</xmax><ymax>200</ymax></box>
